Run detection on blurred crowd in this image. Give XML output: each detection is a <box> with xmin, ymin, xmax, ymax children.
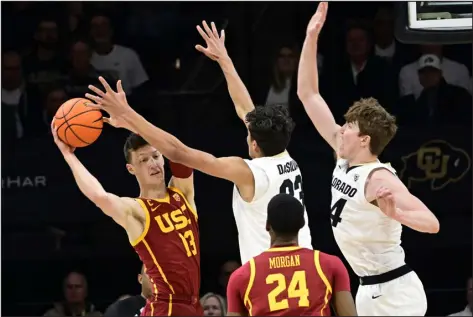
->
<box><xmin>2</xmin><ymin>1</ymin><xmax>472</xmax><ymax>316</ymax></box>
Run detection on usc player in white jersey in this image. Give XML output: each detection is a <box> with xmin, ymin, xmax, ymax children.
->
<box><xmin>86</xmin><ymin>21</ymin><xmax>313</xmax><ymax>265</ymax></box>
<box><xmin>296</xmin><ymin>3</ymin><xmax>439</xmax><ymax>316</ymax></box>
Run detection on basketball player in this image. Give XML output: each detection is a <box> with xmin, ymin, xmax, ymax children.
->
<box><xmin>296</xmin><ymin>3</ymin><xmax>439</xmax><ymax>316</ymax></box>
<box><xmin>226</xmin><ymin>193</ymin><xmax>356</xmax><ymax>316</ymax></box>
<box><xmin>85</xmin><ymin>21</ymin><xmax>313</xmax><ymax>265</ymax></box>
<box><xmin>104</xmin><ymin>265</ymin><xmax>150</xmax><ymax>317</ymax></box>
<box><xmin>51</xmin><ymin>124</ymin><xmax>202</xmax><ymax>316</ymax></box>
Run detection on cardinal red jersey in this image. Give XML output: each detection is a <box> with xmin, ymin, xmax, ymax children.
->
<box><xmin>227</xmin><ymin>246</ymin><xmax>350</xmax><ymax>316</ymax></box>
<box><xmin>132</xmin><ymin>186</ymin><xmax>201</xmax><ymax>316</ymax></box>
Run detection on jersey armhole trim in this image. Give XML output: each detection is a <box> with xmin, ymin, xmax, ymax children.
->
<box><xmin>239</xmin><ymin>160</ymin><xmax>270</xmax><ymax>205</ymax></box>
<box><xmin>314</xmin><ymin>251</ymin><xmax>333</xmax><ymax>316</ymax></box>
<box><xmin>131</xmin><ymin>199</ymin><xmax>151</xmax><ymax>246</ymax></box>
<box><xmin>362</xmin><ymin>166</ymin><xmax>397</xmax><ymax>206</ymax></box>
<box><xmin>244</xmin><ymin>258</ymin><xmax>256</xmax><ymax>316</ymax></box>
<box><xmin>168</xmin><ymin>186</ymin><xmax>198</xmax><ymax>221</ymax></box>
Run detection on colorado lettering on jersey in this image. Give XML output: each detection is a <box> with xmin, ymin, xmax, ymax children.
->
<box><xmin>331</xmin><ymin>176</ymin><xmax>357</xmax><ymax>197</ymax></box>
<box><xmin>277</xmin><ymin>160</ymin><xmax>299</xmax><ymax>175</ymax></box>
<box><xmin>269</xmin><ymin>255</ymin><xmax>301</xmax><ymax>269</ymax></box>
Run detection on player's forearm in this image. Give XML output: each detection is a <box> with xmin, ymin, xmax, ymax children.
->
<box><xmin>123</xmin><ymin>109</ymin><xmax>186</xmax><ymax>163</ymax></box>
<box><xmin>218</xmin><ymin>56</ymin><xmax>255</xmax><ymax>121</ymax></box>
<box><xmin>394</xmin><ymin>208</ymin><xmax>440</xmax><ymax>234</ymax></box>
<box><xmin>297</xmin><ymin>35</ymin><xmax>320</xmax><ymax>99</ymax></box>
<box><xmin>63</xmin><ymin>153</ymin><xmax>108</xmax><ymax>203</ymax></box>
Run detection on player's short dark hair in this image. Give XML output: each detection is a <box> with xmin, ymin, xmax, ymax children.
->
<box><xmin>124</xmin><ymin>133</ymin><xmax>149</xmax><ymax>163</ymax></box>
<box><xmin>267</xmin><ymin>193</ymin><xmax>305</xmax><ymax>236</ymax></box>
<box><xmin>245</xmin><ymin>104</ymin><xmax>295</xmax><ymax>156</ymax></box>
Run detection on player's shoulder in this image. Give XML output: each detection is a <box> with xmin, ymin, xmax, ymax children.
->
<box><xmin>317</xmin><ymin>250</ymin><xmax>345</xmax><ymax>270</ymax></box>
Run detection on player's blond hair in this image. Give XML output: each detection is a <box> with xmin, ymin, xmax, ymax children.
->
<box><xmin>344</xmin><ymin>98</ymin><xmax>397</xmax><ymax>155</ymax></box>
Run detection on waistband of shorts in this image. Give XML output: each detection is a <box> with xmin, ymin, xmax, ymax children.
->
<box><xmin>152</xmin><ymin>294</ymin><xmax>199</xmax><ymax>305</ymax></box>
<box><xmin>359</xmin><ymin>264</ymin><xmax>412</xmax><ymax>286</ymax></box>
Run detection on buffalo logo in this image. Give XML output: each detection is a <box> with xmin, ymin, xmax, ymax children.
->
<box><xmin>399</xmin><ymin>140</ymin><xmax>471</xmax><ymax>190</ymax></box>
<box><xmin>354</xmin><ymin>174</ymin><xmax>359</xmax><ymax>182</ymax></box>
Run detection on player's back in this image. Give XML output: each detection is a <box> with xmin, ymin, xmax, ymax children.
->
<box><xmin>132</xmin><ymin>186</ymin><xmax>200</xmax><ymax>303</ymax></box>
<box><xmin>244</xmin><ymin>246</ymin><xmax>336</xmax><ymax>316</ymax></box>
<box><xmin>232</xmin><ymin>151</ymin><xmax>313</xmax><ymax>263</ymax></box>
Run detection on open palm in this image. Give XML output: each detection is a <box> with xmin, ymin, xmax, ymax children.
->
<box><xmin>195</xmin><ymin>20</ymin><xmax>227</xmax><ymax>61</ymax></box>
<box><xmin>307</xmin><ymin>2</ymin><xmax>328</xmax><ymax>38</ymax></box>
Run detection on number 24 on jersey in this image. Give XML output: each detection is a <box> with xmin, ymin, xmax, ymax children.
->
<box><xmin>266</xmin><ymin>271</ymin><xmax>310</xmax><ymax>312</ymax></box>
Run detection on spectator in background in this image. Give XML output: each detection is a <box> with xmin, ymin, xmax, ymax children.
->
<box><xmin>65</xmin><ymin>2</ymin><xmax>87</xmax><ymax>39</ymax></box>
<box><xmin>449</xmin><ymin>277</ymin><xmax>472</xmax><ymax>316</ymax></box>
<box><xmin>89</xmin><ymin>13</ymin><xmax>148</xmax><ymax>95</ymax></box>
<box><xmin>44</xmin><ymin>271</ymin><xmax>101</xmax><ymax>317</ymax></box>
<box><xmin>200</xmin><ymin>293</ymin><xmax>227</xmax><ymax>316</ymax></box>
<box><xmin>326</xmin><ymin>22</ymin><xmax>397</xmax><ymax>119</ymax></box>
<box><xmin>2</xmin><ymin>51</ymin><xmax>43</xmax><ymax>147</ymax></box>
<box><xmin>396</xmin><ymin>54</ymin><xmax>471</xmax><ymax>127</ymax></box>
<box><xmin>103</xmin><ymin>265</ymin><xmax>150</xmax><ymax>317</ymax></box>
<box><xmin>399</xmin><ymin>44</ymin><xmax>471</xmax><ymax>99</ymax></box>
<box><xmin>218</xmin><ymin>260</ymin><xmax>240</xmax><ymax>297</ymax></box>
<box><xmin>373</xmin><ymin>6</ymin><xmax>412</xmax><ymax>72</ymax></box>
<box><xmin>44</xmin><ymin>86</ymin><xmax>68</xmax><ymax>125</ymax></box>
<box><xmin>23</xmin><ymin>17</ymin><xmax>66</xmax><ymax>95</ymax></box>
<box><xmin>63</xmin><ymin>39</ymin><xmax>109</xmax><ymax>98</ymax></box>
<box><xmin>265</xmin><ymin>44</ymin><xmax>300</xmax><ymax>106</ymax></box>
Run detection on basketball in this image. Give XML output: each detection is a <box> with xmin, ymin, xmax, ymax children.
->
<box><xmin>53</xmin><ymin>98</ymin><xmax>103</xmax><ymax>148</ymax></box>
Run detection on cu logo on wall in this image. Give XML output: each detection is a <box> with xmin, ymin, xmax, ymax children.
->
<box><xmin>399</xmin><ymin>140</ymin><xmax>471</xmax><ymax>191</ymax></box>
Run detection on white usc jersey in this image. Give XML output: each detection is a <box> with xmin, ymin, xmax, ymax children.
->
<box><xmin>232</xmin><ymin>151</ymin><xmax>313</xmax><ymax>264</ymax></box>
<box><xmin>331</xmin><ymin>159</ymin><xmax>405</xmax><ymax>277</ymax></box>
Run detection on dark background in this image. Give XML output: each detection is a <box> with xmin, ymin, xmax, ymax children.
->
<box><xmin>2</xmin><ymin>1</ymin><xmax>472</xmax><ymax>316</ymax></box>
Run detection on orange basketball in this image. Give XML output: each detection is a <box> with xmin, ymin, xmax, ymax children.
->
<box><xmin>54</xmin><ymin>98</ymin><xmax>103</xmax><ymax>148</ymax></box>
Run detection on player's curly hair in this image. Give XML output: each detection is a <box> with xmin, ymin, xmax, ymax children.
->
<box><xmin>245</xmin><ymin>104</ymin><xmax>295</xmax><ymax>156</ymax></box>
<box><xmin>123</xmin><ymin>133</ymin><xmax>149</xmax><ymax>163</ymax></box>
<box><xmin>344</xmin><ymin>98</ymin><xmax>397</xmax><ymax>156</ymax></box>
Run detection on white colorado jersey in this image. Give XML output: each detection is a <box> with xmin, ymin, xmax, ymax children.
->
<box><xmin>233</xmin><ymin>151</ymin><xmax>313</xmax><ymax>264</ymax></box>
<box><xmin>331</xmin><ymin>159</ymin><xmax>405</xmax><ymax>277</ymax></box>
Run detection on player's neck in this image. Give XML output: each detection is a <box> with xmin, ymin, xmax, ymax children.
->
<box><xmin>139</xmin><ymin>186</ymin><xmax>167</xmax><ymax>200</ymax></box>
<box><xmin>271</xmin><ymin>237</ymin><xmax>298</xmax><ymax>248</ymax></box>
<box><xmin>348</xmin><ymin>152</ymin><xmax>378</xmax><ymax>167</ymax></box>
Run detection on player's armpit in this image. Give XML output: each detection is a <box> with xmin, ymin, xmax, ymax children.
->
<box><xmin>332</xmin><ymin>291</ymin><xmax>357</xmax><ymax>316</ymax></box>
<box><xmin>366</xmin><ymin>169</ymin><xmax>440</xmax><ymax>233</ymax></box>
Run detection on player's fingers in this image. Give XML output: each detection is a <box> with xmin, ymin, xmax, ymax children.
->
<box><xmin>84</xmin><ymin>93</ymin><xmax>103</xmax><ymax>104</ymax></box>
<box><xmin>210</xmin><ymin>21</ymin><xmax>219</xmax><ymax>39</ymax></box>
<box><xmin>84</xmin><ymin>100</ymin><xmax>104</xmax><ymax>110</ymax></box>
<box><xmin>202</xmin><ymin>20</ymin><xmax>213</xmax><ymax>38</ymax></box>
<box><xmin>88</xmin><ymin>85</ymin><xmax>105</xmax><ymax>97</ymax></box>
<box><xmin>117</xmin><ymin>80</ymin><xmax>125</xmax><ymax>94</ymax></box>
<box><xmin>196</xmin><ymin>25</ymin><xmax>210</xmax><ymax>41</ymax></box>
<box><xmin>98</xmin><ymin>76</ymin><xmax>114</xmax><ymax>93</ymax></box>
<box><xmin>102</xmin><ymin>117</ymin><xmax>111</xmax><ymax>125</ymax></box>
<box><xmin>221</xmin><ymin>29</ymin><xmax>225</xmax><ymax>43</ymax></box>
<box><xmin>195</xmin><ymin>44</ymin><xmax>205</xmax><ymax>52</ymax></box>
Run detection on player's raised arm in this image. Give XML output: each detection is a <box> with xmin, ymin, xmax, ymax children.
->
<box><xmin>86</xmin><ymin>78</ymin><xmax>254</xmax><ymax>190</ymax></box>
<box><xmin>297</xmin><ymin>2</ymin><xmax>341</xmax><ymax>152</ymax></box>
<box><xmin>195</xmin><ymin>21</ymin><xmax>255</xmax><ymax>122</ymax></box>
<box><xmin>366</xmin><ymin>169</ymin><xmax>440</xmax><ymax>233</ymax></box>
<box><xmin>168</xmin><ymin>161</ymin><xmax>196</xmax><ymax>211</ymax></box>
<box><xmin>51</xmin><ymin>123</ymin><xmax>138</xmax><ymax>228</ymax></box>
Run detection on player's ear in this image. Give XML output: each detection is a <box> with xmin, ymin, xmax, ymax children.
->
<box><xmin>360</xmin><ymin>135</ymin><xmax>370</xmax><ymax>149</ymax></box>
<box><xmin>138</xmin><ymin>274</ymin><xmax>143</xmax><ymax>285</ymax></box>
<box><xmin>126</xmin><ymin>163</ymin><xmax>135</xmax><ymax>175</ymax></box>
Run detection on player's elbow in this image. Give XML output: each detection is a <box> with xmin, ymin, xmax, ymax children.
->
<box><xmin>427</xmin><ymin>215</ymin><xmax>440</xmax><ymax>234</ymax></box>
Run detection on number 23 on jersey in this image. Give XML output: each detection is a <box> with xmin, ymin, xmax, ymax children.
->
<box><xmin>266</xmin><ymin>271</ymin><xmax>310</xmax><ymax>312</ymax></box>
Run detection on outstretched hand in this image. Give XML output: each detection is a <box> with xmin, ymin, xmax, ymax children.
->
<box><xmin>195</xmin><ymin>20</ymin><xmax>227</xmax><ymax>62</ymax></box>
<box><xmin>85</xmin><ymin>77</ymin><xmax>135</xmax><ymax>132</ymax></box>
<box><xmin>306</xmin><ymin>2</ymin><xmax>328</xmax><ymax>38</ymax></box>
<box><xmin>51</xmin><ymin>119</ymin><xmax>75</xmax><ymax>154</ymax></box>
